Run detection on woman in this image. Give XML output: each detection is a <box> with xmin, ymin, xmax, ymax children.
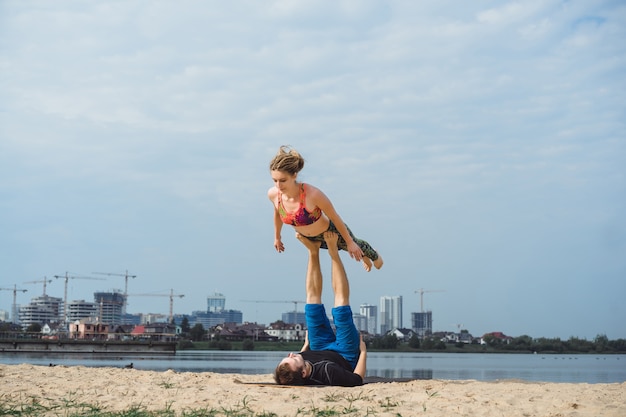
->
<box><xmin>268</xmin><ymin>145</ymin><xmax>383</xmax><ymax>272</ymax></box>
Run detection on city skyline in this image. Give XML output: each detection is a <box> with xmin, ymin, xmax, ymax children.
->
<box><xmin>0</xmin><ymin>284</ymin><xmax>575</xmax><ymax>338</ymax></box>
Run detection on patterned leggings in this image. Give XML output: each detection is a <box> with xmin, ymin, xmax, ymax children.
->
<box><xmin>304</xmin><ymin>220</ymin><xmax>379</xmax><ymax>261</ymax></box>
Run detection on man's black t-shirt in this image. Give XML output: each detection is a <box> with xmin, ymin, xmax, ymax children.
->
<box><xmin>300</xmin><ymin>350</ymin><xmax>363</xmax><ymax>387</ymax></box>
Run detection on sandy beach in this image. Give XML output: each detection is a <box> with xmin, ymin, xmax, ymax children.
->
<box><xmin>1</xmin><ymin>364</ymin><xmax>624</xmax><ymax>416</ymax></box>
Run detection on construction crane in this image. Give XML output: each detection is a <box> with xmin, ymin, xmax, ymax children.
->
<box><xmin>241</xmin><ymin>299</ymin><xmax>306</xmax><ymax>323</ymax></box>
<box><xmin>23</xmin><ymin>277</ymin><xmax>53</xmax><ymax>296</ymax></box>
<box><xmin>414</xmin><ymin>288</ymin><xmax>445</xmax><ymax>313</ymax></box>
<box><xmin>92</xmin><ymin>270</ymin><xmax>137</xmax><ymax>314</ymax></box>
<box><xmin>0</xmin><ymin>284</ymin><xmax>27</xmax><ymax>323</ymax></box>
<box><xmin>54</xmin><ymin>272</ymin><xmax>106</xmax><ymax>322</ymax></box>
<box><xmin>128</xmin><ymin>289</ymin><xmax>184</xmax><ymax>323</ymax></box>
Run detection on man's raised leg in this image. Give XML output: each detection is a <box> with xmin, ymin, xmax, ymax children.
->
<box><xmin>296</xmin><ymin>233</ymin><xmax>323</xmax><ymax>304</ymax></box>
<box><xmin>323</xmin><ymin>231</ymin><xmax>350</xmax><ymax>307</ymax></box>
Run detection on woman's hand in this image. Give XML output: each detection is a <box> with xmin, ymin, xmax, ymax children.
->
<box><xmin>274</xmin><ymin>238</ymin><xmax>285</xmax><ymax>253</ymax></box>
<box><xmin>347</xmin><ymin>240</ymin><xmax>364</xmax><ymax>261</ymax></box>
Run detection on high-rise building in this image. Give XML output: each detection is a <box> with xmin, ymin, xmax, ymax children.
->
<box><xmin>379</xmin><ymin>295</ymin><xmax>402</xmax><ymax>334</ymax></box>
<box><xmin>281</xmin><ymin>311</ymin><xmax>306</xmax><ymax>324</ymax></box>
<box><xmin>94</xmin><ymin>291</ymin><xmax>125</xmax><ymax>325</ymax></box>
<box><xmin>18</xmin><ymin>295</ymin><xmax>63</xmax><ymax>328</ymax></box>
<box><xmin>207</xmin><ymin>292</ymin><xmax>226</xmax><ymax>312</ymax></box>
<box><xmin>412</xmin><ymin>311</ymin><xmax>433</xmax><ymax>338</ymax></box>
<box><xmin>359</xmin><ymin>303</ymin><xmax>378</xmax><ymax>335</ymax></box>
<box><xmin>352</xmin><ymin>313</ymin><xmax>368</xmax><ymax>333</ymax></box>
<box><xmin>67</xmin><ymin>300</ymin><xmax>98</xmax><ymax>323</ymax></box>
<box><xmin>191</xmin><ymin>310</ymin><xmax>243</xmax><ymax>328</ymax></box>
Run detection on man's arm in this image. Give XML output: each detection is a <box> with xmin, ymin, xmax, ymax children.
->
<box><xmin>300</xmin><ymin>330</ymin><xmax>310</xmax><ymax>352</ymax></box>
<box><xmin>352</xmin><ymin>335</ymin><xmax>367</xmax><ymax>379</ymax></box>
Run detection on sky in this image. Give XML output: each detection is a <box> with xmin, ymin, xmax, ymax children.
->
<box><xmin>1</xmin><ymin>0</ymin><xmax>624</xmax><ymax>341</ymax></box>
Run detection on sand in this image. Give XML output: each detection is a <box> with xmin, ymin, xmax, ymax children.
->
<box><xmin>1</xmin><ymin>364</ymin><xmax>624</xmax><ymax>416</ymax></box>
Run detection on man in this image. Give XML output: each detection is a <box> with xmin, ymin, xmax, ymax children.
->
<box><xmin>274</xmin><ymin>231</ymin><xmax>367</xmax><ymax>386</ymax></box>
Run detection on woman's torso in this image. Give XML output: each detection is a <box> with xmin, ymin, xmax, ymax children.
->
<box><xmin>274</xmin><ymin>183</ymin><xmax>329</xmax><ymax>237</ymax></box>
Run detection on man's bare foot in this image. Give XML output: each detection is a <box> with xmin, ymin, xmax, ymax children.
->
<box><xmin>296</xmin><ymin>232</ymin><xmax>322</xmax><ymax>252</ymax></box>
<box><xmin>323</xmin><ymin>231</ymin><xmax>340</xmax><ymax>256</ymax></box>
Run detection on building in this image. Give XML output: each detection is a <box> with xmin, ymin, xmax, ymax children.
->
<box><xmin>412</xmin><ymin>311</ymin><xmax>433</xmax><ymax>339</ymax></box>
<box><xmin>380</xmin><ymin>295</ymin><xmax>402</xmax><ymax>334</ymax></box>
<box><xmin>359</xmin><ymin>303</ymin><xmax>378</xmax><ymax>335</ymax></box>
<box><xmin>387</xmin><ymin>328</ymin><xmax>417</xmax><ymax>342</ymax></box>
<box><xmin>18</xmin><ymin>295</ymin><xmax>63</xmax><ymax>329</ymax></box>
<box><xmin>188</xmin><ymin>292</ymin><xmax>243</xmax><ymax>328</ymax></box>
<box><xmin>142</xmin><ymin>313</ymin><xmax>168</xmax><ymax>324</ymax></box>
<box><xmin>265</xmin><ymin>322</ymin><xmax>305</xmax><ymax>341</ymax></box>
<box><xmin>352</xmin><ymin>312</ymin><xmax>368</xmax><ymax>333</ymax></box>
<box><xmin>68</xmin><ymin>318</ymin><xmax>110</xmax><ymax>340</ymax></box>
<box><xmin>281</xmin><ymin>310</ymin><xmax>305</xmax><ymax>324</ymax></box>
<box><xmin>94</xmin><ymin>291</ymin><xmax>125</xmax><ymax>325</ymax></box>
<box><xmin>213</xmin><ymin>322</ymin><xmax>278</xmax><ymax>342</ymax></box>
<box><xmin>207</xmin><ymin>292</ymin><xmax>226</xmax><ymax>312</ymax></box>
<box><xmin>191</xmin><ymin>310</ymin><xmax>243</xmax><ymax>328</ymax></box>
<box><xmin>67</xmin><ymin>300</ymin><xmax>98</xmax><ymax>323</ymax></box>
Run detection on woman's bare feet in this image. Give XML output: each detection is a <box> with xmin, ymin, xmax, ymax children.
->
<box><xmin>362</xmin><ymin>258</ymin><xmax>373</xmax><ymax>272</ymax></box>
<box><xmin>361</xmin><ymin>252</ymin><xmax>383</xmax><ymax>272</ymax></box>
<box><xmin>374</xmin><ymin>253</ymin><xmax>384</xmax><ymax>269</ymax></box>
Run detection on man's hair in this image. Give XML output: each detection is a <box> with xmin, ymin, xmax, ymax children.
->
<box><xmin>274</xmin><ymin>362</ymin><xmax>305</xmax><ymax>385</ymax></box>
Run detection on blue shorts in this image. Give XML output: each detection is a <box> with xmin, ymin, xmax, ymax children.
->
<box><xmin>305</xmin><ymin>303</ymin><xmax>360</xmax><ymax>369</ymax></box>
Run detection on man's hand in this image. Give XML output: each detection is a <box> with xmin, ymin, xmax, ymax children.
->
<box><xmin>300</xmin><ymin>330</ymin><xmax>310</xmax><ymax>352</ymax></box>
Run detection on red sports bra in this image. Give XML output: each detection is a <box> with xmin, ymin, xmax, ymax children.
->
<box><xmin>277</xmin><ymin>183</ymin><xmax>322</xmax><ymax>226</ymax></box>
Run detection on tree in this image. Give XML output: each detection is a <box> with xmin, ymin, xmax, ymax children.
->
<box><xmin>242</xmin><ymin>339</ymin><xmax>255</xmax><ymax>351</ymax></box>
<box><xmin>189</xmin><ymin>323</ymin><xmax>205</xmax><ymax>342</ymax></box>
<box><xmin>372</xmin><ymin>334</ymin><xmax>399</xmax><ymax>349</ymax></box>
<box><xmin>26</xmin><ymin>323</ymin><xmax>42</xmax><ymax>333</ymax></box>
<box><xmin>408</xmin><ymin>334</ymin><xmax>420</xmax><ymax>349</ymax></box>
<box><xmin>594</xmin><ymin>334</ymin><xmax>609</xmax><ymax>352</ymax></box>
<box><xmin>180</xmin><ymin>317</ymin><xmax>190</xmax><ymax>335</ymax></box>
<box><xmin>508</xmin><ymin>335</ymin><xmax>533</xmax><ymax>351</ymax></box>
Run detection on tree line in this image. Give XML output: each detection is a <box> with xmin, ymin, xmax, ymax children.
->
<box><xmin>369</xmin><ymin>333</ymin><xmax>626</xmax><ymax>353</ymax></box>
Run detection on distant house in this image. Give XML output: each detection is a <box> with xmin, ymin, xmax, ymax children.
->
<box><xmin>68</xmin><ymin>319</ymin><xmax>109</xmax><ymax>340</ymax></box>
<box><xmin>387</xmin><ymin>328</ymin><xmax>416</xmax><ymax>341</ymax></box>
<box><xmin>265</xmin><ymin>321</ymin><xmax>305</xmax><ymax>341</ymax></box>
<box><xmin>212</xmin><ymin>322</ymin><xmax>277</xmax><ymax>342</ymax></box>
<box><xmin>131</xmin><ymin>323</ymin><xmax>178</xmax><ymax>342</ymax></box>
<box><xmin>110</xmin><ymin>324</ymin><xmax>135</xmax><ymax>341</ymax></box>
<box><xmin>436</xmin><ymin>331</ymin><xmax>475</xmax><ymax>344</ymax></box>
<box><xmin>481</xmin><ymin>331</ymin><xmax>513</xmax><ymax>345</ymax></box>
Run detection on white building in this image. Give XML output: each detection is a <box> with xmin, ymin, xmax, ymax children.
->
<box><xmin>18</xmin><ymin>295</ymin><xmax>63</xmax><ymax>328</ymax></box>
<box><xmin>352</xmin><ymin>313</ymin><xmax>368</xmax><ymax>333</ymax></box>
<box><xmin>359</xmin><ymin>303</ymin><xmax>378</xmax><ymax>335</ymax></box>
<box><xmin>380</xmin><ymin>295</ymin><xmax>402</xmax><ymax>334</ymax></box>
<box><xmin>265</xmin><ymin>322</ymin><xmax>305</xmax><ymax>341</ymax></box>
<box><xmin>0</xmin><ymin>309</ymin><xmax>10</xmax><ymax>322</ymax></box>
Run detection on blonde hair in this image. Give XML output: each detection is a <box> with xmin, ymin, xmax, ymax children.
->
<box><xmin>269</xmin><ymin>145</ymin><xmax>305</xmax><ymax>175</ymax></box>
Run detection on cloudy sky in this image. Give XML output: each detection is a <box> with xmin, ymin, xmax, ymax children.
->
<box><xmin>1</xmin><ymin>1</ymin><xmax>624</xmax><ymax>340</ymax></box>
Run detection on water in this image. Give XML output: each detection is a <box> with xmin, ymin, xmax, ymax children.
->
<box><xmin>1</xmin><ymin>351</ymin><xmax>624</xmax><ymax>384</ymax></box>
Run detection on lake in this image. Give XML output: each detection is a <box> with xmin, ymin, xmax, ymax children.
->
<box><xmin>1</xmin><ymin>351</ymin><xmax>624</xmax><ymax>384</ymax></box>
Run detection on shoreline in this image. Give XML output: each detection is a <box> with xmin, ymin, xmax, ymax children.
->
<box><xmin>2</xmin><ymin>364</ymin><xmax>625</xmax><ymax>416</ymax></box>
